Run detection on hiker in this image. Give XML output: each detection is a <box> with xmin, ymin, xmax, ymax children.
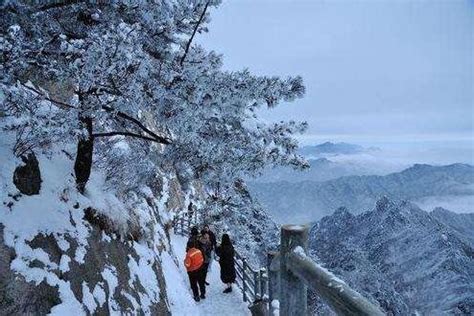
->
<box><xmin>202</xmin><ymin>224</ymin><xmax>217</xmax><ymax>249</ymax></box>
<box><xmin>186</xmin><ymin>226</ymin><xmax>200</xmax><ymax>252</ymax></box>
<box><xmin>215</xmin><ymin>233</ymin><xmax>236</xmax><ymax>293</ymax></box>
<box><xmin>201</xmin><ymin>225</ymin><xmax>216</xmax><ymax>271</ymax></box>
<box><xmin>199</xmin><ymin>232</ymin><xmax>212</xmax><ymax>285</ymax></box>
<box><xmin>184</xmin><ymin>239</ymin><xmax>206</xmax><ymax>302</ymax></box>
<box><xmin>187</xmin><ymin>202</ymin><xmax>195</xmax><ymax>222</ymax></box>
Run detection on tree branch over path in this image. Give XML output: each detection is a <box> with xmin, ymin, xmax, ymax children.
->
<box><xmin>92</xmin><ymin>131</ymin><xmax>160</xmax><ymax>142</ymax></box>
<box><xmin>101</xmin><ymin>105</ymin><xmax>172</xmax><ymax>145</ymax></box>
<box><xmin>180</xmin><ymin>1</ymin><xmax>210</xmax><ymax>66</ymax></box>
<box><xmin>21</xmin><ymin>83</ymin><xmax>76</xmax><ymax>109</ymax></box>
<box><xmin>21</xmin><ymin>83</ymin><xmax>171</xmax><ymax>144</ymax></box>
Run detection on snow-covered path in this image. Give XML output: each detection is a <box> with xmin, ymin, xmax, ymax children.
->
<box><xmin>163</xmin><ymin>233</ymin><xmax>250</xmax><ymax>316</ymax></box>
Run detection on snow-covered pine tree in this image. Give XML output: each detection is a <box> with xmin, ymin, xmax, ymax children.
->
<box><xmin>1</xmin><ymin>1</ymin><xmax>308</xmax><ymax>209</ymax></box>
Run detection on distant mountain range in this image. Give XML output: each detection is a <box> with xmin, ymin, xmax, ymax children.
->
<box><xmin>309</xmin><ymin>197</ymin><xmax>474</xmax><ymax>315</ymax></box>
<box><xmin>252</xmin><ymin>158</ymin><xmax>382</xmax><ymax>183</ymax></box>
<box><xmin>298</xmin><ymin>142</ymin><xmax>379</xmax><ymax>157</ymax></box>
<box><xmin>249</xmin><ymin>163</ymin><xmax>474</xmax><ymax>223</ymax></box>
<box><xmin>252</xmin><ymin>142</ymin><xmax>387</xmax><ymax>184</ymax></box>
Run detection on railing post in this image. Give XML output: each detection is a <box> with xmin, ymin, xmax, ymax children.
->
<box><xmin>253</xmin><ymin>270</ymin><xmax>259</xmax><ymax>301</ymax></box>
<box><xmin>242</xmin><ymin>258</ymin><xmax>248</xmax><ymax>302</ymax></box>
<box><xmin>267</xmin><ymin>251</ymin><xmax>280</xmax><ymax>315</ymax></box>
<box><xmin>259</xmin><ymin>268</ymin><xmax>267</xmax><ymax>301</ymax></box>
<box><xmin>280</xmin><ymin>225</ymin><xmax>309</xmax><ymax>316</ymax></box>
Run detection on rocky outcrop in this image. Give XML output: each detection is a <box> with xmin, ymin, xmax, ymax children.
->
<box><xmin>0</xmin><ymin>135</ymin><xmax>214</xmax><ymax>314</ymax></box>
<box><xmin>0</xmin><ymin>218</ymin><xmax>171</xmax><ymax>315</ymax></box>
<box><xmin>308</xmin><ymin>198</ymin><xmax>474</xmax><ymax>315</ymax></box>
<box><xmin>13</xmin><ymin>153</ymin><xmax>42</xmax><ymax>195</ymax></box>
<box><xmin>0</xmin><ymin>224</ymin><xmax>62</xmax><ymax>314</ymax></box>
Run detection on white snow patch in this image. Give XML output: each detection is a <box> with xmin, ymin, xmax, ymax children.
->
<box><xmin>59</xmin><ymin>255</ymin><xmax>71</xmax><ymax>272</ymax></box>
<box><xmin>0</xmin><ymin>134</ymin><xmax>93</xmax><ymax>313</ymax></box>
<box><xmin>82</xmin><ymin>282</ymin><xmax>98</xmax><ymax>314</ymax></box>
<box><xmin>102</xmin><ymin>265</ymin><xmax>119</xmax><ymax>312</ymax></box>
<box><xmin>293</xmin><ymin>246</ymin><xmax>306</xmax><ymax>257</ymax></box>
<box><xmin>93</xmin><ymin>283</ymin><xmax>107</xmax><ymax>307</ymax></box>
<box><xmin>271</xmin><ymin>299</ymin><xmax>280</xmax><ymax>316</ymax></box>
<box><xmin>57</xmin><ymin>238</ymin><xmax>70</xmax><ymax>252</ymax></box>
<box><xmin>161</xmin><ymin>250</ymin><xmax>198</xmax><ymax>315</ymax></box>
<box><xmin>285</xmin><ymin>225</ymin><xmax>306</xmax><ymax>231</ymax></box>
<box><xmin>127</xmin><ymin>241</ymin><xmax>161</xmax><ymax>313</ymax></box>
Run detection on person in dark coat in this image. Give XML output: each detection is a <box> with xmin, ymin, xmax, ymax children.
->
<box><xmin>199</xmin><ymin>232</ymin><xmax>212</xmax><ymax>285</ymax></box>
<box><xmin>215</xmin><ymin>233</ymin><xmax>236</xmax><ymax>293</ymax></box>
<box><xmin>187</xmin><ymin>202</ymin><xmax>195</xmax><ymax>221</ymax></box>
<box><xmin>201</xmin><ymin>225</ymin><xmax>217</xmax><ymax>272</ymax></box>
<box><xmin>202</xmin><ymin>225</ymin><xmax>217</xmax><ymax>249</ymax></box>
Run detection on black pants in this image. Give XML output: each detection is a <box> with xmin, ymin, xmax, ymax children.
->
<box><xmin>188</xmin><ymin>268</ymin><xmax>205</xmax><ymax>297</ymax></box>
<box><xmin>202</xmin><ymin>262</ymin><xmax>209</xmax><ymax>282</ymax></box>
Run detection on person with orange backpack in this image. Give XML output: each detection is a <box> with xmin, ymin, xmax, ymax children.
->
<box><xmin>184</xmin><ymin>239</ymin><xmax>206</xmax><ymax>302</ymax></box>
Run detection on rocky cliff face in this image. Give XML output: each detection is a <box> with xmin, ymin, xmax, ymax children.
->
<box><xmin>0</xmin><ymin>133</ymin><xmax>197</xmax><ymax>314</ymax></box>
<box><xmin>0</xmin><ymin>181</ymin><xmax>176</xmax><ymax>315</ymax></box>
<box><xmin>0</xmin><ymin>222</ymin><xmax>170</xmax><ymax>315</ymax></box>
<box><xmin>308</xmin><ymin>197</ymin><xmax>474</xmax><ymax>315</ymax></box>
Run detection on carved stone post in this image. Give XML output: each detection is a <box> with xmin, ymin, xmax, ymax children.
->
<box><xmin>280</xmin><ymin>225</ymin><xmax>308</xmax><ymax>316</ymax></box>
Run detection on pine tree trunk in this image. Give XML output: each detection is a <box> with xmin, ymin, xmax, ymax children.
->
<box><xmin>74</xmin><ymin>116</ymin><xmax>93</xmax><ymax>194</ymax></box>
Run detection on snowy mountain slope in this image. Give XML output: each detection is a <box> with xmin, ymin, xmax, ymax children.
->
<box><xmin>308</xmin><ymin>197</ymin><xmax>474</xmax><ymax>315</ymax></box>
<box><xmin>431</xmin><ymin>207</ymin><xmax>474</xmax><ymax>246</ymax></box>
<box><xmin>249</xmin><ymin>163</ymin><xmax>474</xmax><ymax>223</ymax></box>
<box><xmin>0</xmin><ymin>133</ymin><xmax>203</xmax><ymax>314</ymax></box>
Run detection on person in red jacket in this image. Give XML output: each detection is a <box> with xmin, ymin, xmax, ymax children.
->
<box><xmin>184</xmin><ymin>240</ymin><xmax>206</xmax><ymax>301</ymax></box>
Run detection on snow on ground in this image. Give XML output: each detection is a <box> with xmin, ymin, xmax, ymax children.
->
<box><xmin>163</xmin><ymin>233</ymin><xmax>250</xmax><ymax>316</ymax></box>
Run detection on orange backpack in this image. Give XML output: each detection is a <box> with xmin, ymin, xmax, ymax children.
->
<box><xmin>184</xmin><ymin>247</ymin><xmax>204</xmax><ymax>272</ymax></box>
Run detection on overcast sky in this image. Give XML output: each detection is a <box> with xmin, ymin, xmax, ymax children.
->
<box><xmin>198</xmin><ymin>0</ymin><xmax>473</xmax><ymax>151</ymax></box>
